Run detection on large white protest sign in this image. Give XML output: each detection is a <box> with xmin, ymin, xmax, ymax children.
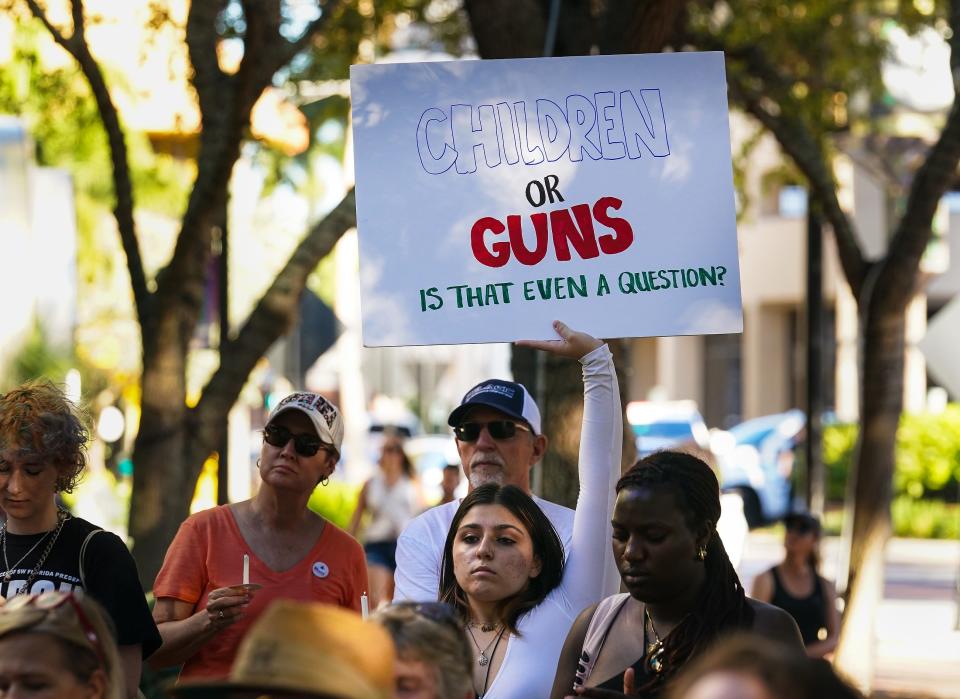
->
<box><xmin>350</xmin><ymin>52</ymin><xmax>742</xmax><ymax>346</ymax></box>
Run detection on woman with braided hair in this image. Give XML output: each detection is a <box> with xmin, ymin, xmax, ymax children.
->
<box><xmin>550</xmin><ymin>451</ymin><xmax>803</xmax><ymax>699</ymax></box>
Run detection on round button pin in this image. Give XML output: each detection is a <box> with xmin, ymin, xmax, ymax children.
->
<box><xmin>312</xmin><ymin>562</ymin><xmax>329</xmax><ymax>578</ymax></box>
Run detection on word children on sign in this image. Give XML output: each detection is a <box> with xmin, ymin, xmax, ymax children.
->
<box><xmin>350</xmin><ymin>52</ymin><xmax>743</xmax><ymax>346</ymax></box>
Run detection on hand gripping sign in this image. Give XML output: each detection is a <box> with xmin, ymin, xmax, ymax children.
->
<box><xmin>350</xmin><ymin>52</ymin><xmax>743</xmax><ymax>347</ymax></box>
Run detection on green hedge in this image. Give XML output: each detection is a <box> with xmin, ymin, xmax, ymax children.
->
<box><xmin>891</xmin><ymin>496</ymin><xmax>960</xmax><ymax>539</ymax></box>
<box><xmin>767</xmin><ymin>498</ymin><xmax>959</xmax><ymax>539</ymax></box>
<box><xmin>307</xmin><ymin>479</ymin><xmax>362</xmax><ymax>530</ymax></box>
<box><xmin>823</xmin><ymin>405</ymin><xmax>960</xmax><ymax>502</ymax></box>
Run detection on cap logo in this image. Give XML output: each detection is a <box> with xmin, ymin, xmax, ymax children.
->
<box><xmin>465</xmin><ymin>383</ymin><xmax>516</xmax><ymax>401</ymax></box>
<box><xmin>278</xmin><ymin>393</ymin><xmax>339</xmax><ymax>429</ymax></box>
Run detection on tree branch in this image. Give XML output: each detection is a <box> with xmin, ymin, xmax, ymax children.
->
<box><xmin>186</xmin><ymin>0</ymin><xmax>228</xmax><ymax>119</ymax></box>
<box><xmin>464</xmin><ymin>0</ymin><xmax>546</xmax><ymax>58</ymax></box>
<box><xmin>164</xmin><ymin>0</ymin><xmax>343</xmax><ymax>325</ymax></box>
<box><xmin>194</xmin><ymin>190</ymin><xmax>356</xmax><ymax>448</ymax></box>
<box><xmin>618</xmin><ymin>0</ymin><xmax>686</xmax><ymax>54</ymax></box>
<box><xmin>273</xmin><ymin>0</ymin><xmax>343</xmax><ymax>72</ymax></box>
<box><xmin>690</xmin><ymin>29</ymin><xmax>870</xmax><ymax>297</ymax></box>
<box><xmin>25</xmin><ymin>0</ymin><xmax>151</xmax><ymax>327</ymax></box>
<box><xmin>879</xmin><ymin>0</ymin><xmax>960</xmax><ymax>308</ymax></box>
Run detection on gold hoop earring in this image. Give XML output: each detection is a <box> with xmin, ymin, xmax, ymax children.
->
<box><xmin>320</xmin><ymin>476</ymin><xmax>330</xmax><ymax>487</ymax></box>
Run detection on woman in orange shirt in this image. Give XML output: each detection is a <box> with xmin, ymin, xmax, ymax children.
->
<box><xmin>150</xmin><ymin>392</ymin><xmax>368</xmax><ymax>681</ymax></box>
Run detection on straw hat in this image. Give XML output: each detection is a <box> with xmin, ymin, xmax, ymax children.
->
<box><xmin>172</xmin><ymin>601</ymin><xmax>395</xmax><ymax>699</ymax></box>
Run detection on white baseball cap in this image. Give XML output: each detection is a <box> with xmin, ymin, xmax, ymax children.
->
<box><xmin>267</xmin><ymin>392</ymin><xmax>344</xmax><ymax>456</ymax></box>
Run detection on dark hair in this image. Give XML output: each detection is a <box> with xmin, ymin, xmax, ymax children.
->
<box><xmin>665</xmin><ymin>633</ymin><xmax>864</xmax><ymax>699</ymax></box>
<box><xmin>0</xmin><ymin>379</ymin><xmax>89</xmax><ymax>493</ymax></box>
<box><xmin>380</xmin><ymin>430</ymin><xmax>414</xmax><ymax>479</ymax></box>
<box><xmin>438</xmin><ymin>484</ymin><xmax>564</xmax><ymax>635</ymax></box>
<box><xmin>784</xmin><ymin>513</ymin><xmax>821</xmax><ymax>571</ymax></box>
<box><xmin>616</xmin><ymin>451</ymin><xmax>754</xmax><ymax>692</ymax></box>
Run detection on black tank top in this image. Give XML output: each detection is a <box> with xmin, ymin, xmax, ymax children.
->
<box><xmin>770</xmin><ymin>565</ymin><xmax>827</xmax><ymax>645</ymax></box>
<box><xmin>596</xmin><ymin>656</ymin><xmax>660</xmax><ymax>697</ymax></box>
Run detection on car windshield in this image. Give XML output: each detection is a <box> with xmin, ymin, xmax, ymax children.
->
<box><xmin>728</xmin><ymin>412</ymin><xmax>803</xmax><ymax>448</ymax></box>
<box><xmin>633</xmin><ymin>421</ymin><xmax>696</xmax><ymax>439</ymax></box>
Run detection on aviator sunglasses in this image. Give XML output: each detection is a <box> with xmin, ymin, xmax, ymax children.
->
<box><xmin>454</xmin><ymin>420</ymin><xmax>531</xmax><ymax>442</ymax></box>
<box><xmin>263</xmin><ymin>424</ymin><xmax>328</xmax><ymax>457</ymax></box>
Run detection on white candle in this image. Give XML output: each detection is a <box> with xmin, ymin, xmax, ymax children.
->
<box><xmin>360</xmin><ymin>592</ymin><xmax>369</xmax><ymax>620</ymax></box>
<box><xmin>243</xmin><ymin>554</ymin><xmax>250</xmax><ymax>585</ymax></box>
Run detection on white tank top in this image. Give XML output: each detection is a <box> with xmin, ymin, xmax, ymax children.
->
<box><xmin>364</xmin><ymin>472</ymin><xmax>418</xmax><ymax>542</ymax></box>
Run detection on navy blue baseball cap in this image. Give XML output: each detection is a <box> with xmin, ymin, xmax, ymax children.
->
<box><xmin>447</xmin><ymin>379</ymin><xmax>542</xmax><ymax>435</ymax></box>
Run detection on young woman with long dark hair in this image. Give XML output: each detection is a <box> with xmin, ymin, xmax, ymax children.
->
<box><xmin>550</xmin><ymin>451</ymin><xmax>804</xmax><ymax>699</ymax></box>
<box><xmin>438</xmin><ymin>479</ymin><xmax>612</xmax><ymax>699</ymax></box>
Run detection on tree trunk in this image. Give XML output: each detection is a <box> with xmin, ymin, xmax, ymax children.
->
<box><xmin>834</xmin><ymin>292</ymin><xmax>905</xmax><ymax>691</ymax></box>
<box><xmin>129</xmin><ymin>332</ymin><xmax>194</xmax><ymax>586</ymax></box>
<box><xmin>513</xmin><ymin>339</ymin><xmax>635</xmax><ymax>507</ymax></box>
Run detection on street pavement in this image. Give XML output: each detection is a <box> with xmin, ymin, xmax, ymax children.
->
<box><xmin>739</xmin><ymin>532</ymin><xmax>960</xmax><ymax>698</ymax></box>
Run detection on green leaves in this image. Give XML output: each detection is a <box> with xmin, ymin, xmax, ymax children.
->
<box><xmin>824</xmin><ymin>405</ymin><xmax>960</xmax><ymax>500</ymax></box>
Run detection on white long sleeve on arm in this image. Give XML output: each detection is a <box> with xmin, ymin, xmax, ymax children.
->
<box><xmin>480</xmin><ymin>346</ymin><xmax>622</xmax><ymax>699</ymax></box>
<box><xmin>564</xmin><ymin>343</ymin><xmax>623</xmax><ymax>609</ymax></box>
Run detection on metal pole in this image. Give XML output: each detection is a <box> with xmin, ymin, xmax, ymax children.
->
<box><xmin>216</xmin><ymin>204</ymin><xmax>230</xmax><ymax>506</ymax></box>
<box><xmin>954</xmin><ymin>478</ymin><xmax>960</xmax><ymax>629</ymax></box>
<box><xmin>805</xmin><ymin>197</ymin><xmax>825</xmax><ymax>516</ymax></box>
<box><xmin>543</xmin><ymin>0</ymin><xmax>561</xmax><ymax>57</ymax></box>
<box><xmin>531</xmin><ymin>350</ymin><xmax>546</xmax><ymax>496</ymax></box>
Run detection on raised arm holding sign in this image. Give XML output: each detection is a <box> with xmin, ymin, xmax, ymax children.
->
<box><xmin>393</xmin><ymin>320</ymin><xmax>623</xmax><ymax>698</ymax></box>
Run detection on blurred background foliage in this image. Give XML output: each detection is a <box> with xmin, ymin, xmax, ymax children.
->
<box><xmin>824</xmin><ymin>407</ymin><xmax>960</xmax><ymax>501</ymax></box>
<box><xmin>822</xmin><ymin>407</ymin><xmax>960</xmax><ymax>538</ymax></box>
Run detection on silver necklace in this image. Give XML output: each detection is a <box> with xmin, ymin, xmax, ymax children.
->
<box><xmin>1</xmin><ymin>528</ymin><xmax>49</xmax><ymax>581</ymax></box>
<box><xmin>1</xmin><ymin>509</ymin><xmax>69</xmax><ymax>588</ymax></box>
<box><xmin>465</xmin><ymin>624</ymin><xmax>504</xmax><ymax>666</ymax></box>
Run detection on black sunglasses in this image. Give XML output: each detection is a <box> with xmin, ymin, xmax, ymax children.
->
<box><xmin>454</xmin><ymin>420</ymin><xmax>531</xmax><ymax>442</ymax></box>
<box><xmin>263</xmin><ymin>424</ymin><xmax>328</xmax><ymax>457</ymax></box>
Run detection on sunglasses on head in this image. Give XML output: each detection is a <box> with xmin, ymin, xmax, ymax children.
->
<box><xmin>3</xmin><ymin>591</ymin><xmax>106</xmax><ymax>666</ymax></box>
<box><xmin>263</xmin><ymin>424</ymin><xmax>328</xmax><ymax>457</ymax></box>
<box><xmin>393</xmin><ymin>601</ymin><xmax>461</xmax><ymax>631</ymax></box>
<box><xmin>454</xmin><ymin>420</ymin><xmax>531</xmax><ymax>442</ymax></box>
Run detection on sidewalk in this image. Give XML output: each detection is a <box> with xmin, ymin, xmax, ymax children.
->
<box><xmin>739</xmin><ymin>533</ymin><xmax>960</xmax><ymax>698</ymax></box>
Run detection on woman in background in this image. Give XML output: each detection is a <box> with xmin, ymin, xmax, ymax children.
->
<box><xmin>350</xmin><ymin>432</ymin><xmax>420</xmax><ymax>608</ymax></box>
<box><xmin>750</xmin><ymin>512</ymin><xmax>839</xmax><ymax>658</ymax></box>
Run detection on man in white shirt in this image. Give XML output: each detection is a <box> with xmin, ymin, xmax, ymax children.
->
<box><xmin>393</xmin><ymin>322</ymin><xmax>621</xmax><ymax>602</ymax></box>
